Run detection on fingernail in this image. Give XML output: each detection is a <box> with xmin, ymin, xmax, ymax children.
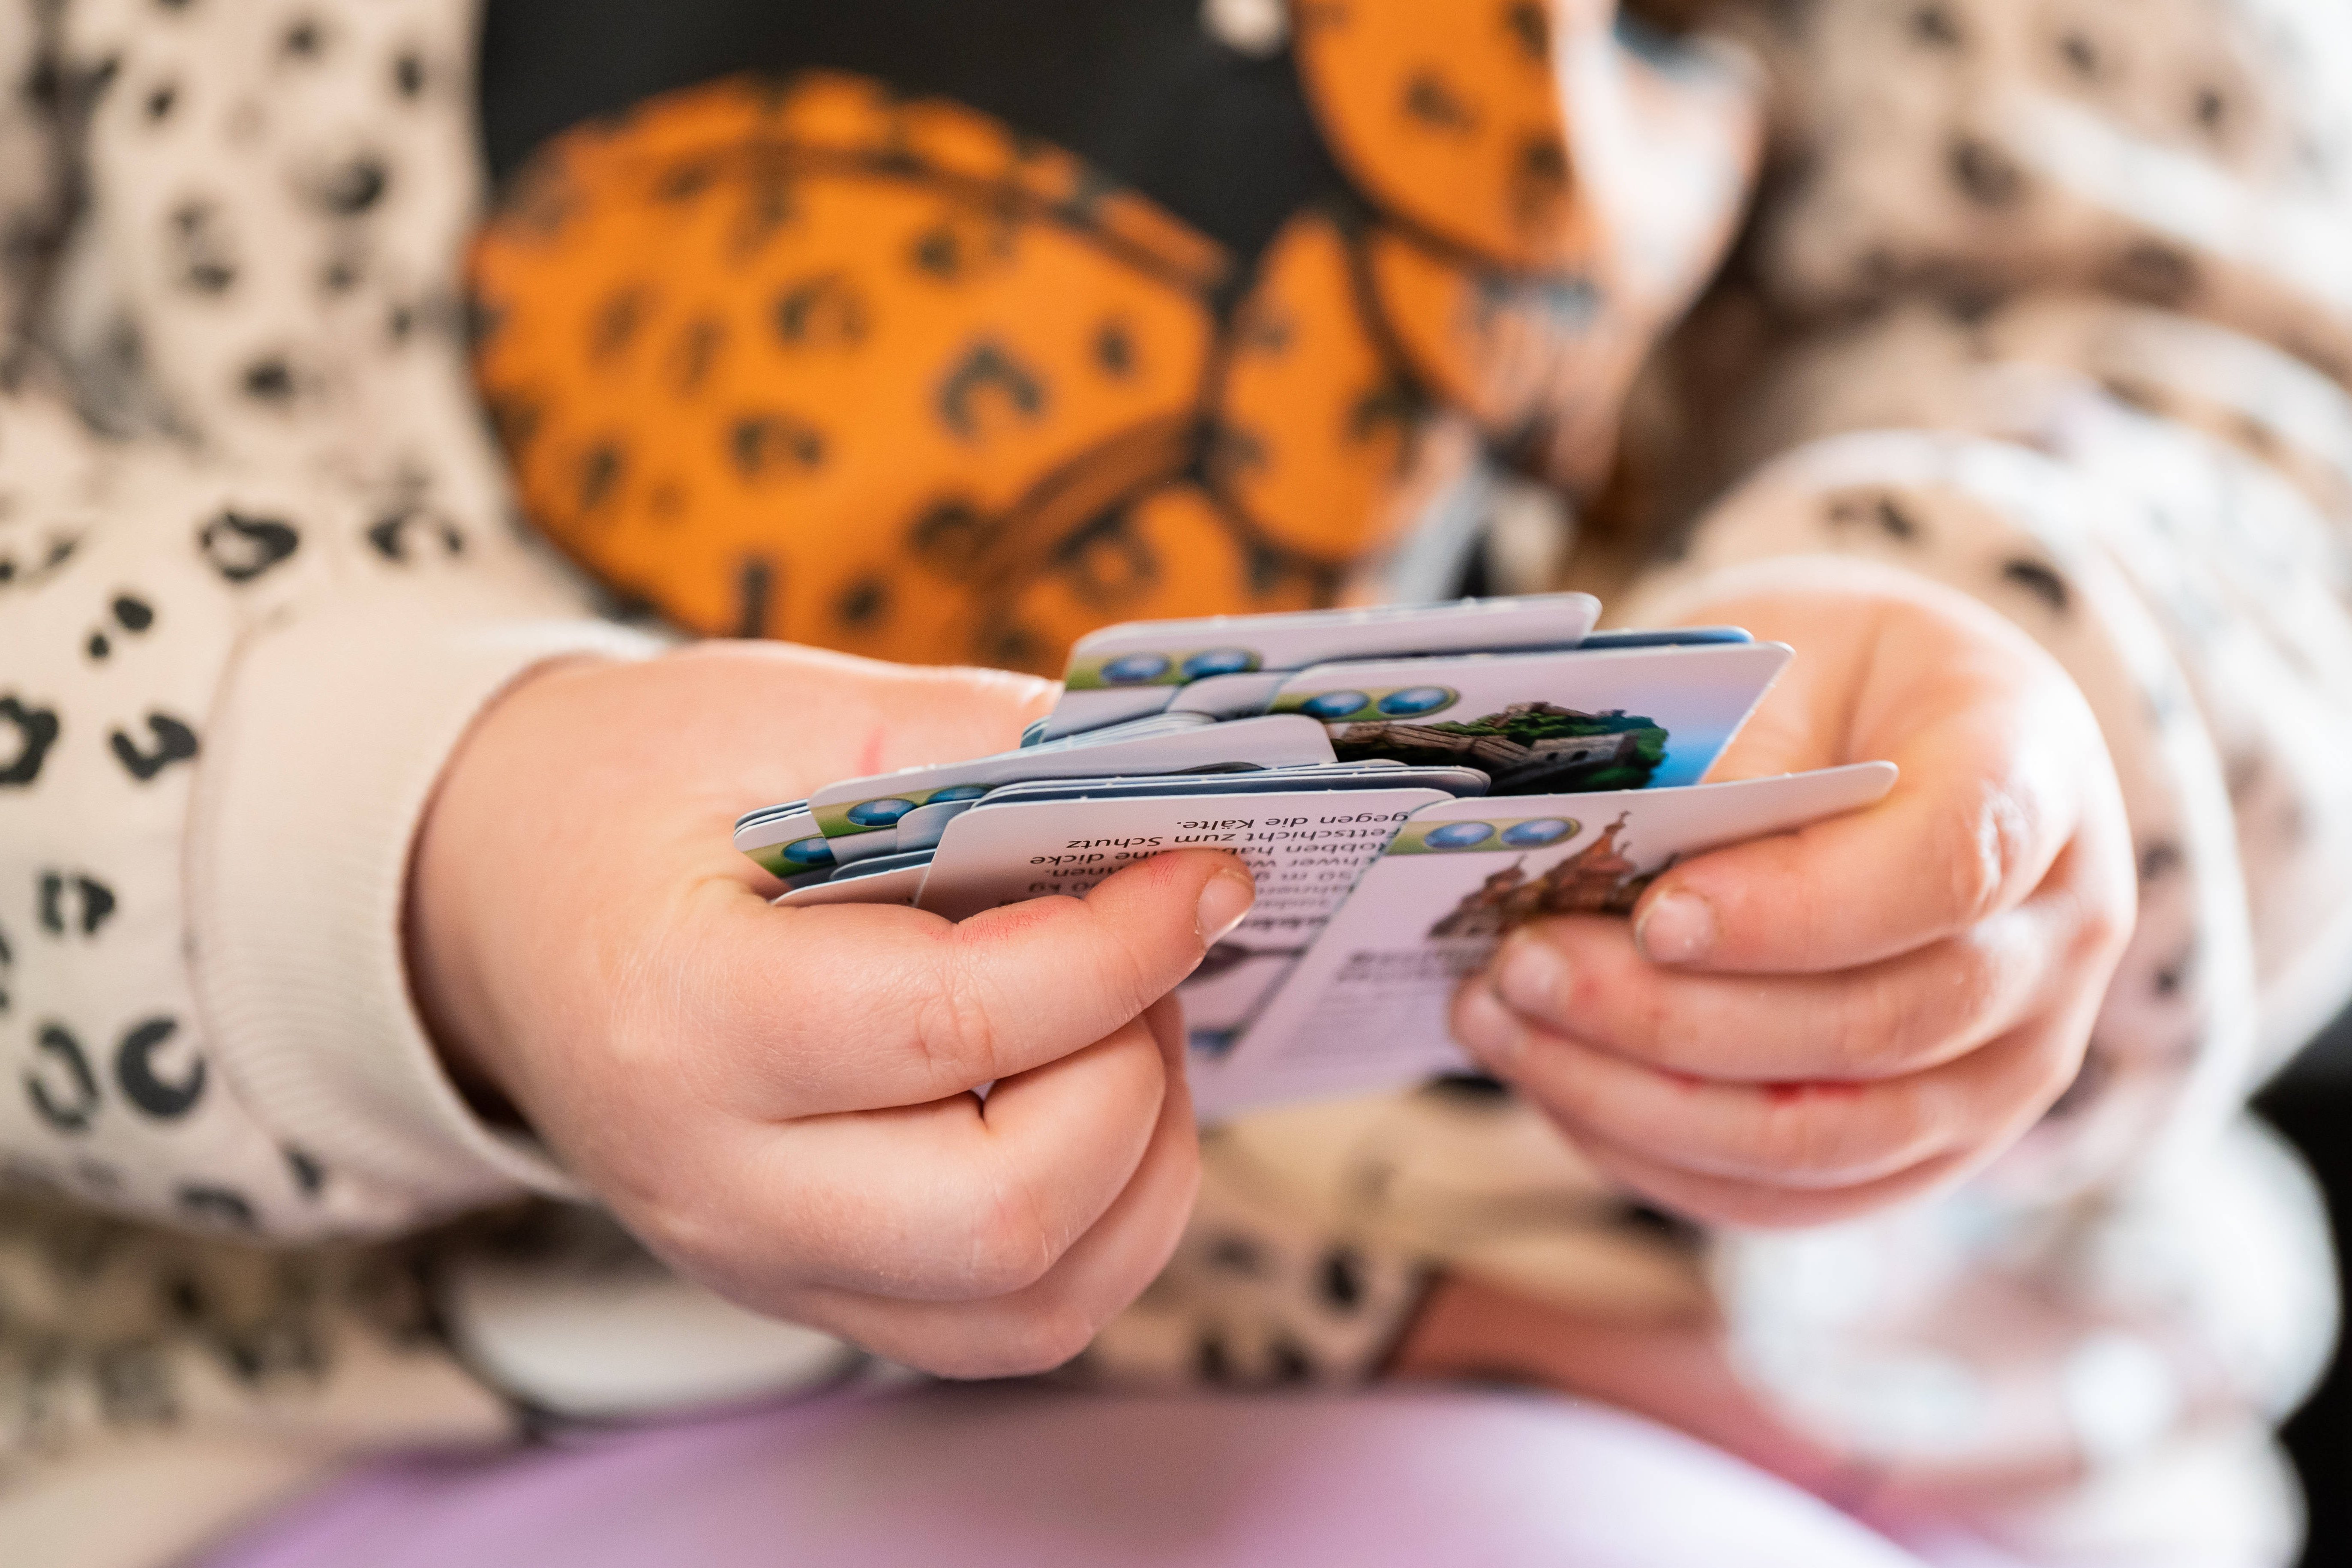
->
<box><xmin>1195</xmin><ymin>865</ymin><xmax>1257</xmax><ymax>946</ymax></box>
<box><xmin>1455</xmin><ymin>980</ymin><xmax>1529</xmax><ymax>1073</ymax></box>
<box><xmin>1635</xmin><ymin>889</ymin><xmax>1716</xmax><ymax>965</ymax></box>
<box><xmin>1495</xmin><ymin>935</ymin><xmax>1571</xmax><ymax>1019</ymax></box>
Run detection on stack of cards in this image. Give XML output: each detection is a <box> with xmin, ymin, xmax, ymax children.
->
<box><xmin>735</xmin><ymin>594</ymin><xmax>1896</xmax><ymax>1119</ymax></box>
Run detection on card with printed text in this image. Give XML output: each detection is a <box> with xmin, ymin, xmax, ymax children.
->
<box><xmin>726</xmin><ymin>593</ymin><xmax>1895</xmax><ymax>1120</ymax></box>
<box><xmin>1191</xmin><ymin>763</ymin><xmax>1898</xmax><ymax>1116</ymax></box>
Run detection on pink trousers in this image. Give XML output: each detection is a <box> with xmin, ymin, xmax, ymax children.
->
<box><xmin>198</xmin><ymin>1386</ymin><xmax>2004</xmax><ymax>1568</ymax></box>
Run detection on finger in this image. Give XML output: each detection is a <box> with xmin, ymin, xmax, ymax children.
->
<box><xmin>1562</xmin><ymin>1122</ymin><xmax>1985</xmax><ymax>1230</ymax></box>
<box><xmin>1635</xmin><ymin>688</ymin><xmax>2087</xmax><ymax>974</ymax></box>
<box><xmin>1470</xmin><ymin>892</ymin><xmax>2073</xmax><ymax>1084</ymax></box>
<box><xmin>1634</xmin><ymin>602</ymin><xmax>2102</xmax><ymax>975</ymax></box>
<box><xmin>698</xmin><ymin>848</ymin><xmax>1254</xmax><ymax>1116</ymax></box>
<box><xmin>779</xmin><ymin>995</ymin><xmax>1200</xmax><ymax>1378</ymax></box>
<box><xmin>1458</xmin><ymin>979</ymin><xmax>2085</xmax><ymax>1191</ymax></box>
<box><xmin>694</xmin><ymin>1007</ymin><xmax>1175</xmax><ymax>1300</ymax></box>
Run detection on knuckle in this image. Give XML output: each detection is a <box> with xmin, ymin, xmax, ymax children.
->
<box><xmin>1812</xmin><ymin>985</ymin><xmax>1892</xmax><ymax>1076</ymax></box>
<box><xmin>1623</xmin><ymin>969</ymin><xmax>1677</xmax><ymax>1054</ymax></box>
<box><xmin>1100</xmin><ymin>921</ymin><xmax>1163</xmax><ymax>1021</ymax></box>
<box><xmin>1841</xmin><ymin>941</ymin><xmax>1999</xmax><ymax>1075</ymax></box>
<box><xmin>1749</xmin><ymin>1088</ymin><xmax>1920</xmax><ymax>1185</ymax></box>
<box><xmin>2070</xmin><ymin>885</ymin><xmax>2136</xmax><ymax>966</ymax></box>
<box><xmin>913</xmin><ymin>941</ymin><xmax>1005</xmax><ymax>1086</ymax></box>
<box><xmin>1803</xmin><ymin>970</ymin><xmax>1909</xmax><ymax>1078</ymax></box>
<box><xmin>1951</xmin><ymin>933</ymin><xmax>2016</xmax><ymax>1026</ymax></box>
<box><xmin>959</xmin><ymin>1199</ymin><xmax>1059</xmax><ymax>1298</ymax></box>
<box><xmin>1941</xmin><ymin>784</ymin><xmax>2028</xmax><ymax>927</ymax></box>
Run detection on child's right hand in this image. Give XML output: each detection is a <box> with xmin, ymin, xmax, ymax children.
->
<box><xmin>404</xmin><ymin>642</ymin><xmax>1256</xmax><ymax>1378</ymax></box>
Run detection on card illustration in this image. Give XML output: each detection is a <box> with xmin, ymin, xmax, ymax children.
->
<box><xmin>1424</xmin><ymin>813</ymin><xmax>1654</xmax><ymax>937</ymax></box>
<box><xmin>1316</xmin><ymin>701</ymin><xmax>1667</xmax><ymax>794</ymax></box>
<box><xmin>1064</xmin><ymin>646</ymin><xmax>1264</xmax><ymax>691</ymax></box>
<box><xmin>1035</xmin><ymin>593</ymin><xmax>1602</xmax><ymax>742</ymax></box>
<box><xmin>729</xmin><ymin>592</ymin><xmax>1891</xmax><ymax>1123</ymax></box>
<box><xmin>1267</xmin><ymin>642</ymin><xmax>1787</xmax><ymax>793</ymax></box>
<box><xmin>734</xmin><ymin>808</ymin><xmax>837</xmax><ymax>881</ymax></box>
<box><xmin>1192</xmin><ymin>764</ymin><xmax>1898</xmax><ymax>1119</ymax></box>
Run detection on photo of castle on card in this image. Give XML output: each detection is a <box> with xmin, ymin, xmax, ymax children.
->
<box><xmin>1329</xmin><ymin>701</ymin><xmax>1668</xmax><ymax>794</ymax></box>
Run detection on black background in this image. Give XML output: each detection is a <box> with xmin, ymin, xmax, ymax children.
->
<box><xmin>2258</xmin><ymin>1018</ymin><xmax>2352</xmax><ymax>1568</ymax></box>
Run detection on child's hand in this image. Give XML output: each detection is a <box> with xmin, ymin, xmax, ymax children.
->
<box><xmin>1451</xmin><ymin>559</ymin><xmax>2136</xmax><ymax>1227</ymax></box>
<box><xmin>406</xmin><ymin>643</ymin><xmax>1256</xmax><ymax>1377</ymax></box>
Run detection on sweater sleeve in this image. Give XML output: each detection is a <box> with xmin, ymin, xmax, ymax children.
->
<box><xmin>0</xmin><ymin>0</ymin><xmax>667</xmax><ymax>1241</ymax></box>
<box><xmin>0</xmin><ymin>377</ymin><xmax>668</xmax><ymax>1243</ymax></box>
<box><xmin>1646</xmin><ymin>385</ymin><xmax>2343</xmax><ymax>1546</ymax></box>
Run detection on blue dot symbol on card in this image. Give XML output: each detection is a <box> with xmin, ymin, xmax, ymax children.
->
<box><xmin>1301</xmin><ymin>690</ymin><xmax>1372</xmax><ymax>721</ymax></box>
<box><xmin>930</xmin><ymin>785</ymin><xmax>990</xmax><ymax>803</ymax></box>
<box><xmin>1501</xmin><ymin>818</ymin><xmax>1574</xmax><ymax>847</ymax></box>
<box><xmin>782</xmin><ymin>836</ymin><xmax>836</xmax><ymax>867</ymax></box>
<box><xmin>847</xmin><ymin>797</ymin><xmax>917</xmax><ymax>827</ymax></box>
<box><xmin>1101</xmin><ymin>653</ymin><xmax>1173</xmax><ymax>684</ymax></box>
<box><xmin>1425</xmin><ymin>821</ymin><xmax>1495</xmax><ymax>850</ymax></box>
<box><xmin>1181</xmin><ymin>648</ymin><xmax>1257</xmax><ymax>679</ymax></box>
<box><xmin>1377</xmin><ymin>685</ymin><xmax>1456</xmax><ymax>717</ymax></box>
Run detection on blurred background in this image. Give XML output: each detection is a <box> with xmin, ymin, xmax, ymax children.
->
<box><xmin>2257</xmin><ymin>1019</ymin><xmax>2352</xmax><ymax>1568</ymax></box>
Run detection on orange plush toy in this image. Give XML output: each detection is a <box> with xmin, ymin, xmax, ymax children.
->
<box><xmin>467</xmin><ymin>0</ymin><xmax>1754</xmax><ymax>671</ymax></box>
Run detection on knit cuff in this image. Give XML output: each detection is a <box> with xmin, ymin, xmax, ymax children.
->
<box><xmin>191</xmin><ymin>594</ymin><xmax>661</xmax><ymax>1223</ymax></box>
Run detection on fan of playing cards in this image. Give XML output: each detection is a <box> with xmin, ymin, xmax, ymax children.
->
<box><xmin>735</xmin><ymin>594</ymin><xmax>1896</xmax><ymax>1118</ymax></box>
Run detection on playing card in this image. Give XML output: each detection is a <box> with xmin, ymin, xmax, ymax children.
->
<box><xmin>733</xmin><ymin>712</ymin><xmax>1219</xmax><ymax>860</ymax></box>
<box><xmin>1572</xmin><ymin>627</ymin><xmax>1751</xmax><ymax>650</ymax></box>
<box><xmin>972</xmin><ymin>760</ymin><xmax>1491</xmax><ymax>809</ymax></box>
<box><xmin>1153</xmin><ymin>627</ymin><xmax>1756</xmax><ymax>724</ymax></box>
<box><xmin>727</xmin><ymin>592</ymin><xmax>1893</xmax><ymax>1123</ymax></box>
<box><xmin>733</xmin><ymin>806</ymin><xmax>837</xmax><ymax>882</ymax></box>
<box><xmin>733</xmin><ymin>797</ymin><xmax>810</xmax><ymax>832</ymax></box>
<box><xmin>913</xmin><ymin>786</ymin><xmax>1455</xmax><ymax>932</ymax></box>
<box><xmin>1163</xmin><ymin>670</ymin><xmax>1290</xmax><ymax>720</ymax></box>
<box><xmin>1268</xmin><ymin>640</ymin><xmax>1791</xmax><ymax>794</ymax></box>
<box><xmin>1177</xmin><ymin>947</ymin><xmax>1298</xmax><ymax>1047</ymax></box>
<box><xmin>1193</xmin><ymin>762</ymin><xmax>1899</xmax><ymax>1117</ymax></box>
<box><xmin>806</xmin><ymin>713</ymin><xmax>1338</xmax><ymax>865</ymax></box>
<box><xmin>1035</xmin><ymin>592</ymin><xmax>1602</xmax><ymax>741</ymax></box>
<box><xmin>773</xmin><ymin>854</ymin><xmax>932</xmax><ymax>908</ymax></box>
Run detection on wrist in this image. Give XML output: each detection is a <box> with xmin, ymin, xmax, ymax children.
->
<box><xmin>404</xmin><ymin>655</ymin><xmax>604</xmax><ymax>1118</ymax></box>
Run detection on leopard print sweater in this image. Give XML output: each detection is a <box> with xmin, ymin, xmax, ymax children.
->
<box><xmin>0</xmin><ymin>3</ymin><xmax>2347</xmax><ymax>1565</ymax></box>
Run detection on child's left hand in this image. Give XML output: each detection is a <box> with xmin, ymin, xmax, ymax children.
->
<box><xmin>1450</xmin><ymin>558</ymin><xmax>2138</xmax><ymax>1227</ymax></box>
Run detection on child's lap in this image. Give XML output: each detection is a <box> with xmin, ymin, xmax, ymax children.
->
<box><xmin>200</xmin><ymin>1385</ymin><xmax>1941</xmax><ymax>1568</ymax></box>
